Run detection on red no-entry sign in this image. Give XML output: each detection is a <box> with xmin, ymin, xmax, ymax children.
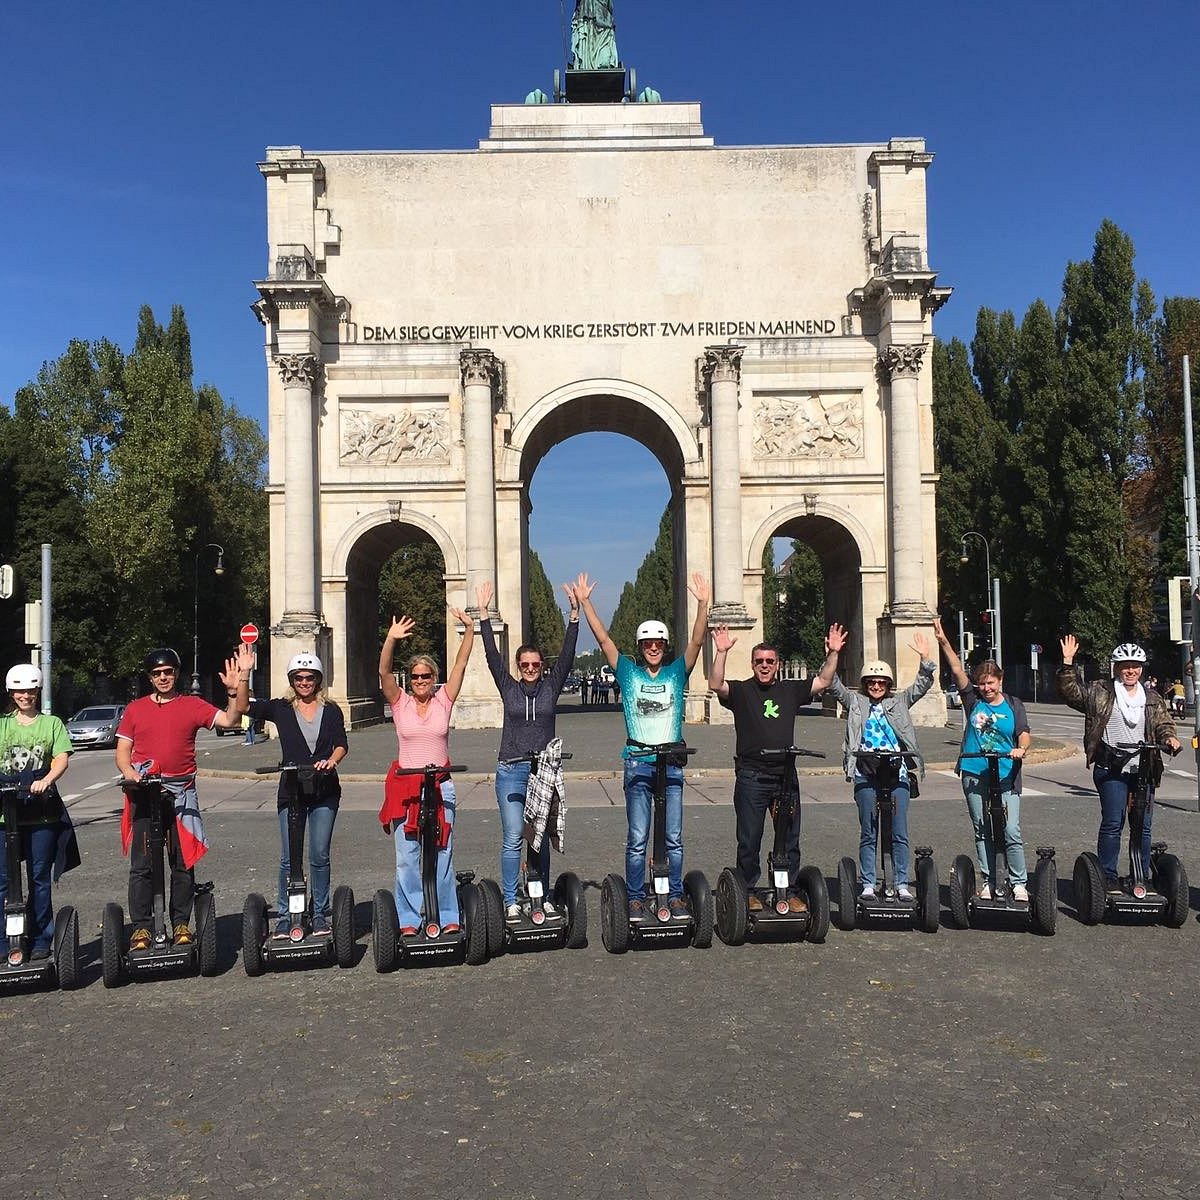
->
<box><xmin>240</xmin><ymin>623</ymin><xmax>260</xmax><ymax>645</ymax></box>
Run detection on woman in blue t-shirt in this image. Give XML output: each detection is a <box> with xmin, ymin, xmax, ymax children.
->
<box><xmin>934</xmin><ymin>618</ymin><xmax>1031</xmax><ymax>901</ymax></box>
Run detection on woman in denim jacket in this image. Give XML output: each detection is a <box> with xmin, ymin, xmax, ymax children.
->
<box><xmin>828</xmin><ymin>633</ymin><xmax>934</xmax><ymax>899</ymax></box>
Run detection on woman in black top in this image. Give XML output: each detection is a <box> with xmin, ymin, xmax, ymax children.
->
<box><xmin>477</xmin><ymin>579</ymin><xmax>579</xmax><ymax>920</ymax></box>
<box><xmin>247</xmin><ymin>653</ymin><xmax>348</xmax><ymax>937</ymax></box>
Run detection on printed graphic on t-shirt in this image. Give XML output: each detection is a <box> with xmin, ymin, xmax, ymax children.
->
<box><xmin>971</xmin><ymin>707</ymin><xmax>1005</xmax><ymax>753</ymax></box>
<box><xmin>762</xmin><ymin>698</ymin><xmax>780</xmax><ymax>719</ymax></box>
<box><xmin>0</xmin><ymin>740</ymin><xmax>48</xmax><ymax>773</ymax></box>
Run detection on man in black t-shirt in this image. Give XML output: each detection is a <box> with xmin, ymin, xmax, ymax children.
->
<box><xmin>709</xmin><ymin>622</ymin><xmax>846</xmax><ymax>911</ymax></box>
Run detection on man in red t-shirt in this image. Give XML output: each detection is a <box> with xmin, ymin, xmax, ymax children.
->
<box><xmin>115</xmin><ymin>644</ymin><xmax>252</xmax><ymax>950</ymax></box>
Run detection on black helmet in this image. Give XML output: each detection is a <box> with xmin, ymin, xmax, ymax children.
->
<box><xmin>144</xmin><ymin>647</ymin><xmax>182</xmax><ymax>673</ymax></box>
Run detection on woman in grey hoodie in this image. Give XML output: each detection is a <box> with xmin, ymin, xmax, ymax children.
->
<box><xmin>477</xmin><ymin>579</ymin><xmax>580</xmax><ymax>920</ymax></box>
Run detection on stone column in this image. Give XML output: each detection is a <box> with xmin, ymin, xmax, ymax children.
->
<box><xmin>276</xmin><ymin>352</ymin><xmax>321</xmax><ymax>625</ymax></box>
<box><xmin>460</xmin><ymin>349</ymin><xmax>500</xmax><ymax>618</ymax></box>
<box><xmin>878</xmin><ymin>342</ymin><xmax>929</xmax><ymax>619</ymax></box>
<box><xmin>703</xmin><ymin>345</ymin><xmax>750</xmax><ymax>627</ymax></box>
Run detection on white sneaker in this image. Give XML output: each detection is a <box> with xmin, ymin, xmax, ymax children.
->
<box><xmin>505</xmin><ymin>903</ymin><xmax>523</xmax><ymax>922</ymax></box>
<box><xmin>897</xmin><ymin>884</ymin><xmax>913</xmax><ymax>901</ymax></box>
<box><xmin>860</xmin><ymin>884</ymin><xmax>876</xmax><ymax>899</ymax></box>
<box><xmin>978</xmin><ymin>883</ymin><xmax>992</xmax><ymax>900</ymax></box>
<box><xmin>1012</xmin><ymin>884</ymin><xmax>1029</xmax><ymax>902</ymax></box>
<box><xmin>541</xmin><ymin>900</ymin><xmax>557</xmax><ymax>917</ymax></box>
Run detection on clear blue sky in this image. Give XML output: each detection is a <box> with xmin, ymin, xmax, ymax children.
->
<box><xmin>3</xmin><ymin>1</ymin><xmax>1197</xmax><ymax>642</ymax></box>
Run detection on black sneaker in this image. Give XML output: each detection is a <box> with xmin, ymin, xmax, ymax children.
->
<box><xmin>30</xmin><ymin>946</ymin><xmax>51</xmax><ymax>961</ymax></box>
<box><xmin>669</xmin><ymin>897</ymin><xmax>690</xmax><ymax>921</ymax></box>
<box><xmin>628</xmin><ymin>899</ymin><xmax>646</xmax><ymax>922</ymax></box>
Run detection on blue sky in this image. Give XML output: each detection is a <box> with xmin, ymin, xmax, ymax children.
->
<box><xmin>3</xmin><ymin>2</ymin><xmax>1197</xmax><ymax>642</ymax></box>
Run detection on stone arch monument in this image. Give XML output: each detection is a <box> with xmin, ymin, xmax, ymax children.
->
<box><xmin>253</xmin><ymin>96</ymin><xmax>951</xmax><ymax>727</ymax></box>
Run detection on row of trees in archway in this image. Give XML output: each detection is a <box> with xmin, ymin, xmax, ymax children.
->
<box><xmin>0</xmin><ymin>305</ymin><xmax>267</xmax><ymax>709</ymax></box>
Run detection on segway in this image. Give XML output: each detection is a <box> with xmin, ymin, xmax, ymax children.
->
<box><xmin>0</xmin><ymin>775</ymin><xmax>79</xmax><ymax>990</ymax></box>
<box><xmin>948</xmin><ymin>751</ymin><xmax>1056</xmax><ymax>935</ymax></box>
<box><xmin>599</xmin><ymin>741</ymin><xmax>713</xmax><ymax>953</ymax></box>
<box><xmin>372</xmin><ymin>764</ymin><xmax>488</xmax><ymax>970</ymax></box>
<box><xmin>101</xmin><ymin>773</ymin><xmax>218</xmax><ymax>987</ymax></box>
<box><xmin>478</xmin><ymin>750</ymin><xmax>587</xmax><ymax>956</ymax></box>
<box><xmin>1073</xmin><ymin>741</ymin><xmax>1188</xmax><ymax>927</ymax></box>
<box><xmin>834</xmin><ymin>750</ymin><xmax>938</xmax><ymax>933</ymax></box>
<box><xmin>714</xmin><ymin>746</ymin><xmax>830</xmax><ymax>945</ymax></box>
<box><xmin>242</xmin><ymin>763</ymin><xmax>355</xmax><ymax>975</ymax></box>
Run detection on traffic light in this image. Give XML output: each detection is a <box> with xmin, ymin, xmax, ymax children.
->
<box><xmin>979</xmin><ymin>610</ymin><xmax>992</xmax><ymax>627</ymax></box>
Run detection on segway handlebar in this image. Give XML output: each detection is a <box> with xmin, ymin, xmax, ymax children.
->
<box><xmin>626</xmin><ymin>740</ymin><xmax>696</xmax><ymax>761</ymax></box>
<box><xmin>760</xmin><ymin>747</ymin><xmax>825</xmax><ymax>761</ymax></box>
<box><xmin>1114</xmin><ymin>740</ymin><xmax>1180</xmax><ymax>758</ymax></box>
<box><xmin>121</xmin><ymin>772</ymin><xmax>194</xmax><ymax>790</ymax></box>
<box><xmin>505</xmin><ymin>750</ymin><xmax>573</xmax><ymax>764</ymax></box>
<box><xmin>391</xmin><ymin>763</ymin><xmax>468</xmax><ymax>778</ymax></box>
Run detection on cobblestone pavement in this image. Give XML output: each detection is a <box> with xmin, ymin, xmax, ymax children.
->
<box><xmin>3</xmin><ymin>741</ymin><xmax>1200</xmax><ymax>1199</ymax></box>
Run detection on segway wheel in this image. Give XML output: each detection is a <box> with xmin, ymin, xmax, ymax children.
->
<box><xmin>1072</xmin><ymin>852</ymin><xmax>1106</xmax><ymax>925</ymax></box>
<box><xmin>714</xmin><ymin>867</ymin><xmax>748</xmax><ymax>946</ymax></box>
<box><xmin>554</xmin><ymin>871</ymin><xmax>588</xmax><ymax>950</ymax></box>
<box><xmin>101</xmin><ymin>902</ymin><xmax>126</xmax><ymax>989</ymax></box>
<box><xmin>462</xmin><ymin>883</ymin><xmax>488</xmax><ymax>966</ymax></box>
<box><xmin>834</xmin><ymin>857</ymin><xmax>858</xmax><ymax>931</ymax></box>
<box><xmin>948</xmin><ymin>855</ymin><xmax>974</xmax><ymax>930</ymax></box>
<box><xmin>52</xmin><ymin>905</ymin><xmax>80</xmax><ymax>991</ymax></box>
<box><xmin>332</xmin><ymin>885</ymin><xmax>356</xmax><ymax>967</ymax></box>
<box><xmin>796</xmin><ymin>864</ymin><xmax>830</xmax><ymax>943</ymax></box>
<box><xmin>241</xmin><ymin>893</ymin><xmax>268</xmax><ymax>977</ymax></box>
<box><xmin>1030</xmin><ymin>857</ymin><xmax>1057</xmax><ymax>936</ymax></box>
<box><xmin>1155</xmin><ymin>853</ymin><xmax>1189</xmax><ymax>929</ymax></box>
<box><xmin>195</xmin><ymin>890</ymin><xmax>218</xmax><ymax>977</ymax></box>
<box><xmin>684</xmin><ymin>870</ymin><xmax>714</xmax><ymax>949</ymax></box>
<box><xmin>600</xmin><ymin>873</ymin><xmax>630</xmax><ymax>955</ymax></box>
<box><xmin>915</xmin><ymin>856</ymin><xmax>939</xmax><ymax>933</ymax></box>
<box><xmin>478</xmin><ymin>877</ymin><xmax>506</xmax><ymax>958</ymax></box>
<box><xmin>372</xmin><ymin>889</ymin><xmax>400</xmax><ymax>973</ymax></box>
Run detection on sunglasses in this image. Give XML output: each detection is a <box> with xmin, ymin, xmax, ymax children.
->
<box><xmin>149</xmin><ymin>668</ymin><xmax>176</xmax><ymax>677</ymax></box>
<box><xmin>410</xmin><ymin>672</ymin><xmax>434</xmax><ymax>681</ymax></box>
<box><xmin>640</xmin><ymin>638</ymin><xmax>666</xmax><ymax>648</ymax></box>
<box><xmin>10</xmin><ymin>687</ymin><xmax>38</xmax><ymax>695</ymax></box>
<box><xmin>752</xmin><ymin>658</ymin><xmax>777</xmax><ymax>666</ymax></box>
<box><xmin>291</xmin><ymin>673</ymin><xmax>318</xmax><ymax>683</ymax></box>
<box><xmin>518</xmin><ymin>662</ymin><xmax>543</xmax><ymax>672</ymax></box>
<box><xmin>865</xmin><ymin>677</ymin><xmax>888</xmax><ymax>686</ymax></box>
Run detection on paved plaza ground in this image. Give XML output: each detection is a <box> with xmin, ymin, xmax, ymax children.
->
<box><xmin>4</xmin><ymin>705</ymin><xmax>1200</xmax><ymax>1198</ymax></box>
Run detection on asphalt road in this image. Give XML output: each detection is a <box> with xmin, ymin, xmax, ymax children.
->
<box><xmin>7</xmin><ymin>704</ymin><xmax>1199</xmax><ymax>1199</ymax></box>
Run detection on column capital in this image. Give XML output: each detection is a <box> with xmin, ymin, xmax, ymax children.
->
<box><xmin>460</xmin><ymin>347</ymin><xmax>500</xmax><ymax>389</ymax></box>
<box><xmin>702</xmin><ymin>344</ymin><xmax>745</xmax><ymax>386</ymax></box>
<box><xmin>877</xmin><ymin>342</ymin><xmax>928</xmax><ymax>381</ymax></box>
<box><xmin>275</xmin><ymin>352</ymin><xmax>321</xmax><ymax>389</ymax></box>
<box><xmin>707</xmin><ymin>602</ymin><xmax>753</xmax><ymax>629</ymax></box>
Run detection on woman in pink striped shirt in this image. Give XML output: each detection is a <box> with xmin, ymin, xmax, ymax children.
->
<box><xmin>378</xmin><ymin>609</ymin><xmax>475</xmax><ymax>933</ymax></box>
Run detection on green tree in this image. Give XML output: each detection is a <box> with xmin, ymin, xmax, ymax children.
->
<box><xmin>774</xmin><ymin>541</ymin><xmax>825</xmax><ymax>664</ymax></box>
<box><xmin>527</xmin><ymin>549</ymin><xmax>565</xmax><ymax>655</ymax></box>
<box><xmin>377</xmin><ymin>540</ymin><xmax>447</xmax><ymax>671</ymax></box>
<box><xmin>610</xmin><ymin>507</ymin><xmax>673</xmax><ymax>653</ymax></box>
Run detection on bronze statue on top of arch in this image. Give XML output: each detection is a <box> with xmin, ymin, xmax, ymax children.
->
<box><xmin>571</xmin><ymin>0</ymin><xmax>619</xmax><ymax>71</ymax></box>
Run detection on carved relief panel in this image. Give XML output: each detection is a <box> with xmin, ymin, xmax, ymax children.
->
<box><xmin>752</xmin><ymin>392</ymin><xmax>864</xmax><ymax>460</ymax></box>
<box><xmin>339</xmin><ymin>400</ymin><xmax>450</xmax><ymax>465</ymax></box>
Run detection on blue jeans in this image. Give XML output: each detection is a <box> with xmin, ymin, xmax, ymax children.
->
<box><xmin>854</xmin><ymin>780</ymin><xmax>910</xmax><ymax>887</ymax></box>
<box><xmin>0</xmin><ymin>823</ymin><xmax>56</xmax><ymax>953</ymax></box>
<box><xmin>495</xmin><ymin>761</ymin><xmax>550</xmax><ymax>906</ymax></box>
<box><xmin>624</xmin><ymin>760</ymin><xmax>683</xmax><ymax>899</ymax></box>
<box><xmin>962</xmin><ymin>776</ymin><xmax>1026</xmax><ymax>885</ymax></box>
<box><xmin>1094</xmin><ymin>766</ymin><xmax>1153</xmax><ymax>880</ymax></box>
<box><xmin>278</xmin><ymin>801</ymin><xmax>338</xmax><ymax>918</ymax></box>
<box><xmin>733</xmin><ymin>766</ymin><xmax>800</xmax><ymax>888</ymax></box>
<box><xmin>394</xmin><ymin>781</ymin><xmax>458</xmax><ymax>927</ymax></box>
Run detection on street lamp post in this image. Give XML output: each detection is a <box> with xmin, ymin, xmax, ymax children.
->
<box><xmin>959</xmin><ymin>531</ymin><xmax>1001</xmax><ymax>667</ymax></box>
<box><xmin>191</xmin><ymin>543</ymin><xmax>226</xmax><ymax>695</ymax></box>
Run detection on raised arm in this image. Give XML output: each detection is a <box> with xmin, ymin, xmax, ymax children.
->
<box><xmin>932</xmin><ymin>616</ymin><xmax>969</xmax><ymax>691</ymax></box>
<box><xmin>475</xmin><ymin>581</ymin><xmax>507</xmax><ymax>688</ymax></box>
<box><xmin>443</xmin><ymin>606</ymin><xmax>475</xmax><ymax>702</ymax></box>
<box><xmin>379</xmin><ymin>615</ymin><xmax>415</xmax><ymax>705</ymax></box>
<box><xmin>708</xmin><ymin>624</ymin><xmax>736</xmax><ymax>698</ymax></box>
<box><xmin>683</xmin><ymin>572</ymin><xmax>711</xmax><ymax>673</ymax></box>
<box><xmin>575</xmin><ymin>573</ymin><xmax>620</xmax><ymax>670</ymax></box>
<box><xmin>810</xmin><ymin>622</ymin><xmax>847</xmax><ymax>697</ymax></box>
<box><xmin>899</xmin><ymin>631</ymin><xmax>936</xmax><ymax>706</ymax></box>
<box><xmin>546</xmin><ymin>583</ymin><xmax>581</xmax><ymax>692</ymax></box>
<box><xmin>215</xmin><ymin>643</ymin><xmax>255</xmax><ymax>728</ymax></box>
<box><xmin>1056</xmin><ymin>634</ymin><xmax>1087</xmax><ymax>713</ymax></box>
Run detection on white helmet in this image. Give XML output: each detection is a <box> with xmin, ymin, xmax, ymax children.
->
<box><xmin>861</xmin><ymin>660</ymin><xmax>894</xmax><ymax>683</ymax></box>
<box><xmin>1110</xmin><ymin>643</ymin><xmax>1146</xmax><ymax>665</ymax></box>
<box><xmin>636</xmin><ymin>620</ymin><xmax>669</xmax><ymax>643</ymax></box>
<box><xmin>5</xmin><ymin>664</ymin><xmax>42</xmax><ymax>691</ymax></box>
<box><xmin>287</xmin><ymin>653</ymin><xmax>323</xmax><ymax>679</ymax></box>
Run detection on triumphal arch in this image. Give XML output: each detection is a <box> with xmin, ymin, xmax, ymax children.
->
<box><xmin>253</xmin><ymin>24</ymin><xmax>951</xmax><ymax>728</ymax></box>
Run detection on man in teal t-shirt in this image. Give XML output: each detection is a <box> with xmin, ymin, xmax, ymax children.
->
<box><xmin>576</xmin><ymin>571</ymin><xmax>709</xmax><ymax>919</ymax></box>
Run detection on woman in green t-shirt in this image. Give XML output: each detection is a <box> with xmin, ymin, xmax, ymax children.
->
<box><xmin>0</xmin><ymin>663</ymin><xmax>73</xmax><ymax>960</ymax></box>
